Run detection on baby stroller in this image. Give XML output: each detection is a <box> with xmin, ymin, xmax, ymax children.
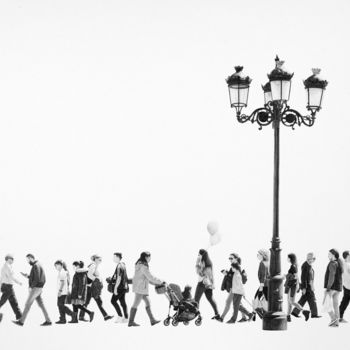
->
<box><xmin>156</xmin><ymin>283</ymin><xmax>202</xmax><ymax>326</ymax></box>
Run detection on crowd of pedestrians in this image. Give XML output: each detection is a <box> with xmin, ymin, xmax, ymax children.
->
<box><xmin>0</xmin><ymin>249</ymin><xmax>349</xmax><ymax>328</ymax></box>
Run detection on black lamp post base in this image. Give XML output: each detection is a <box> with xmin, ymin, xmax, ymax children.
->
<box><xmin>262</xmin><ymin>311</ymin><xmax>287</xmax><ymax>331</ymax></box>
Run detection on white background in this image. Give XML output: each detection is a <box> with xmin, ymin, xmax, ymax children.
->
<box><xmin>0</xmin><ymin>0</ymin><xmax>349</xmax><ymax>348</ymax></box>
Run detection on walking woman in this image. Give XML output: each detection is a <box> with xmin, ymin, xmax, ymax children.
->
<box><xmin>69</xmin><ymin>261</ymin><xmax>94</xmax><ymax>323</ymax></box>
<box><xmin>221</xmin><ymin>253</ymin><xmax>254</xmax><ymax>322</ymax></box>
<box><xmin>110</xmin><ymin>252</ymin><xmax>129</xmax><ymax>323</ymax></box>
<box><xmin>79</xmin><ymin>255</ymin><xmax>113</xmax><ymax>321</ymax></box>
<box><xmin>285</xmin><ymin>253</ymin><xmax>310</xmax><ymax>322</ymax></box>
<box><xmin>324</xmin><ymin>249</ymin><xmax>343</xmax><ymax>327</ymax></box>
<box><xmin>253</xmin><ymin>249</ymin><xmax>269</xmax><ymax>317</ymax></box>
<box><xmin>128</xmin><ymin>251</ymin><xmax>164</xmax><ymax>327</ymax></box>
<box><xmin>54</xmin><ymin>260</ymin><xmax>74</xmax><ymax>324</ymax></box>
<box><xmin>194</xmin><ymin>249</ymin><xmax>220</xmax><ymax>321</ymax></box>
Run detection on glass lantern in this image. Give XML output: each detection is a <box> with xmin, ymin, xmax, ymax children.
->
<box><xmin>304</xmin><ymin>69</ymin><xmax>328</xmax><ymax>113</ymax></box>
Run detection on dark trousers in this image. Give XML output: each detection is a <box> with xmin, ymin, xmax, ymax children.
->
<box><xmin>80</xmin><ymin>286</ymin><xmax>107</xmax><ymax>319</ymax></box>
<box><xmin>292</xmin><ymin>288</ymin><xmax>318</xmax><ymax>316</ymax></box>
<box><xmin>340</xmin><ymin>286</ymin><xmax>350</xmax><ymax>319</ymax></box>
<box><xmin>73</xmin><ymin>304</ymin><xmax>92</xmax><ymax>314</ymax></box>
<box><xmin>238</xmin><ymin>303</ymin><xmax>252</xmax><ymax>318</ymax></box>
<box><xmin>57</xmin><ymin>295</ymin><xmax>73</xmax><ymax>321</ymax></box>
<box><xmin>232</xmin><ymin>294</ymin><xmax>243</xmax><ymax>322</ymax></box>
<box><xmin>0</xmin><ymin>284</ymin><xmax>22</xmax><ymax>320</ymax></box>
<box><xmin>194</xmin><ymin>282</ymin><xmax>219</xmax><ymax>316</ymax></box>
<box><xmin>111</xmin><ymin>292</ymin><xmax>128</xmax><ymax>318</ymax></box>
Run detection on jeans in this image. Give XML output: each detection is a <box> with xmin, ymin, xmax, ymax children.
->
<box><xmin>20</xmin><ymin>287</ymin><xmax>51</xmax><ymax>324</ymax></box>
<box><xmin>339</xmin><ymin>286</ymin><xmax>350</xmax><ymax>319</ymax></box>
<box><xmin>132</xmin><ymin>293</ymin><xmax>151</xmax><ymax>309</ymax></box>
<box><xmin>293</xmin><ymin>288</ymin><xmax>318</xmax><ymax>316</ymax></box>
<box><xmin>231</xmin><ymin>294</ymin><xmax>243</xmax><ymax>323</ymax></box>
<box><xmin>0</xmin><ymin>284</ymin><xmax>22</xmax><ymax>320</ymax></box>
<box><xmin>328</xmin><ymin>290</ymin><xmax>341</xmax><ymax>321</ymax></box>
<box><xmin>80</xmin><ymin>286</ymin><xmax>107</xmax><ymax>319</ymax></box>
<box><xmin>57</xmin><ymin>295</ymin><xmax>73</xmax><ymax>321</ymax></box>
<box><xmin>194</xmin><ymin>282</ymin><xmax>219</xmax><ymax>316</ymax></box>
<box><xmin>111</xmin><ymin>292</ymin><xmax>128</xmax><ymax>318</ymax></box>
<box><xmin>221</xmin><ymin>293</ymin><xmax>252</xmax><ymax>320</ymax></box>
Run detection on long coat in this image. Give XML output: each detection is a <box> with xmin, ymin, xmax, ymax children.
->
<box><xmin>71</xmin><ymin>271</ymin><xmax>88</xmax><ymax>304</ymax></box>
<box><xmin>132</xmin><ymin>262</ymin><xmax>162</xmax><ymax>295</ymax></box>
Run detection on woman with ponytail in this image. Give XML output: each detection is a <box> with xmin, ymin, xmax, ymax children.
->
<box><xmin>324</xmin><ymin>249</ymin><xmax>343</xmax><ymax>327</ymax></box>
<box><xmin>54</xmin><ymin>260</ymin><xmax>74</xmax><ymax>324</ymax></box>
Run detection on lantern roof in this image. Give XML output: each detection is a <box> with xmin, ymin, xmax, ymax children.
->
<box><xmin>304</xmin><ymin>68</ymin><xmax>328</xmax><ymax>89</ymax></box>
<box><xmin>262</xmin><ymin>82</ymin><xmax>271</xmax><ymax>92</ymax></box>
<box><xmin>268</xmin><ymin>56</ymin><xmax>294</xmax><ymax>81</ymax></box>
<box><xmin>226</xmin><ymin>66</ymin><xmax>252</xmax><ymax>86</ymax></box>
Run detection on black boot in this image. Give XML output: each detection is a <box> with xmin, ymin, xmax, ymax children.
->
<box><xmin>145</xmin><ymin>306</ymin><xmax>160</xmax><ymax>326</ymax></box>
<box><xmin>287</xmin><ymin>315</ymin><xmax>291</xmax><ymax>322</ymax></box>
<box><xmin>128</xmin><ymin>307</ymin><xmax>140</xmax><ymax>327</ymax></box>
<box><xmin>69</xmin><ymin>312</ymin><xmax>78</xmax><ymax>324</ymax></box>
<box><xmin>303</xmin><ymin>310</ymin><xmax>310</xmax><ymax>321</ymax></box>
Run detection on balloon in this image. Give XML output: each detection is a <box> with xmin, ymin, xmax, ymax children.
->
<box><xmin>210</xmin><ymin>233</ymin><xmax>221</xmax><ymax>246</ymax></box>
<box><xmin>207</xmin><ymin>221</ymin><xmax>219</xmax><ymax>236</ymax></box>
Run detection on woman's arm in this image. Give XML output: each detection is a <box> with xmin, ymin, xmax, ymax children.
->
<box><xmin>141</xmin><ymin>265</ymin><xmax>163</xmax><ymax>285</ymax></box>
<box><xmin>326</xmin><ymin>263</ymin><xmax>336</xmax><ymax>291</ymax></box>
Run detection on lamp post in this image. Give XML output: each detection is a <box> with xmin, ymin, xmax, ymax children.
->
<box><xmin>226</xmin><ymin>56</ymin><xmax>328</xmax><ymax>331</ymax></box>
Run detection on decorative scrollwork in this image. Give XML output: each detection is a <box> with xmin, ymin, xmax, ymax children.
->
<box><xmin>235</xmin><ymin>102</ymin><xmax>316</xmax><ymax>130</ymax></box>
<box><xmin>280</xmin><ymin>106</ymin><xmax>315</xmax><ymax>129</ymax></box>
<box><xmin>237</xmin><ymin>108</ymin><xmax>273</xmax><ymax>130</ymax></box>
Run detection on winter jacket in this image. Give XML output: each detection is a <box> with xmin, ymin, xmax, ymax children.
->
<box><xmin>132</xmin><ymin>262</ymin><xmax>163</xmax><ymax>295</ymax></box>
<box><xmin>284</xmin><ymin>264</ymin><xmax>299</xmax><ymax>297</ymax></box>
<box><xmin>258</xmin><ymin>261</ymin><xmax>269</xmax><ymax>287</ymax></box>
<box><xmin>324</xmin><ymin>260</ymin><xmax>342</xmax><ymax>292</ymax></box>
<box><xmin>300</xmin><ymin>261</ymin><xmax>315</xmax><ymax>290</ymax></box>
<box><xmin>71</xmin><ymin>271</ymin><xmax>88</xmax><ymax>302</ymax></box>
<box><xmin>28</xmin><ymin>261</ymin><xmax>46</xmax><ymax>288</ymax></box>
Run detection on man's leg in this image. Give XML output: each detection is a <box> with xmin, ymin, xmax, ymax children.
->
<box><xmin>307</xmin><ymin>290</ymin><xmax>319</xmax><ymax>317</ymax></box>
<box><xmin>7</xmin><ymin>286</ymin><xmax>22</xmax><ymax>320</ymax></box>
<box><xmin>0</xmin><ymin>285</ymin><xmax>11</xmax><ymax>309</ymax></box>
<box><xmin>20</xmin><ymin>288</ymin><xmax>41</xmax><ymax>324</ymax></box>
<box><xmin>292</xmin><ymin>291</ymin><xmax>308</xmax><ymax>316</ymax></box>
<box><xmin>36</xmin><ymin>292</ymin><xmax>51</xmax><ymax>323</ymax></box>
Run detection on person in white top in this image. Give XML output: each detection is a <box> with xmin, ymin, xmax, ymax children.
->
<box><xmin>54</xmin><ymin>260</ymin><xmax>74</xmax><ymax>324</ymax></box>
<box><xmin>226</xmin><ymin>262</ymin><xmax>245</xmax><ymax>324</ymax></box>
<box><xmin>339</xmin><ymin>250</ymin><xmax>350</xmax><ymax>323</ymax></box>
<box><xmin>0</xmin><ymin>254</ymin><xmax>23</xmax><ymax>323</ymax></box>
<box><xmin>79</xmin><ymin>255</ymin><xmax>113</xmax><ymax>322</ymax></box>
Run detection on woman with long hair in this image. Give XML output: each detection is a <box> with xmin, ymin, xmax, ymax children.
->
<box><xmin>324</xmin><ymin>249</ymin><xmax>343</xmax><ymax>327</ymax></box>
<box><xmin>54</xmin><ymin>260</ymin><xmax>74</xmax><ymax>324</ymax></box>
<box><xmin>285</xmin><ymin>253</ymin><xmax>310</xmax><ymax>322</ymax></box>
<box><xmin>128</xmin><ymin>251</ymin><xmax>164</xmax><ymax>327</ymax></box>
<box><xmin>194</xmin><ymin>249</ymin><xmax>220</xmax><ymax>321</ymax></box>
<box><xmin>69</xmin><ymin>261</ymin><xmax>94</xmax><ymax>323</ymax></box>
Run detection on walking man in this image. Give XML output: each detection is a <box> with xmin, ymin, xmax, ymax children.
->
<box><xmin>13</xmin><ymin>254</ymin><xmax>52</xmax><ymax>326</ymax></box>
<box><xmin>292</xmin><ymin>252</ymin><xmax>321</xmax><ymax>318</ymax></box>
<box><xmin>0</xmin><ymin>254</ymin><xmax>23</xmax><ymax>323</ymax></box>
<box><xmin>339</xmin><ymin>250</ymin><xmax>350</xmax><ymax>323</ymax></box>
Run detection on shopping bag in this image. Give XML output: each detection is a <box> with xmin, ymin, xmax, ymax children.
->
<box><xmin>322</xmin><ymin>293</ymin><xmax>334</xmax><ymax>313</ymax></box>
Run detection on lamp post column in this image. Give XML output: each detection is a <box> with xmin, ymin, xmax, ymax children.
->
<box><xmin>263</xmin><ymin>103</ymin><xmax>287</xmax><ymax>331</ymax></box>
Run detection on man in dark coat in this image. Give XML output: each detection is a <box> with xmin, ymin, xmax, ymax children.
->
<box><xmin>292</xmin><ymin>252</ymin><xmax>321</xmax><ymax>318</ymax></box>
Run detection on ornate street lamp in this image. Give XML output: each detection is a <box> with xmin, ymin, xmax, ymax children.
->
<box><xmin>226</xmin><ymin>56</ymin><xmax>328</xmax><ymax>331</ymax></box>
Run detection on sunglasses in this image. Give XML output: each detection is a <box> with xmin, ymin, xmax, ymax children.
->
<box><xmin>229</xmin><ymin>257</ymin><xmax>233</xmax><ymax>260</ymax></box>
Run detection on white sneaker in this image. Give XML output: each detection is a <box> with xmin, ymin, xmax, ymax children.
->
<box><xmin>114</xmin><ymin>316</ymin><xmax>122</xmax><ymax>323</ymax></box>
<box><xmin>121</xmin><ymin>317</ymin><xmax>128</xmax><ymax>323</ymax></box>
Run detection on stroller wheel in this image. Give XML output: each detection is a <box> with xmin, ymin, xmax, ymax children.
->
<box><xmin>195</xmin><ymin>317</ymin><xmax>202</xmax><ymax>326</ymax></box>
<box><xmin>183</xmin><ymin>320</ymin><xmax>189</xmax><ymax>326</ymax></box>
<box><xmin>163</xmin><ymin>318</ymin><xmax>170</xmax><ymax>326</ymax></box>
<box><xmin>172</xmin><ymin>318</ymin><xmax>179</xmax><ymax>327</ymax></box>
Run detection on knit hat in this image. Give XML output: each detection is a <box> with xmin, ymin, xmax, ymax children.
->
<box><xmin>329</xmin><ymin>249</ymin><xmax>340</xmax><ymax>260</ymax></box>
<box><xmin>258</xmin><ymin>249</ymin><xmax>269</xmax><ymax>261</ymax></box>
<box><xmin>306</xmin><ymin>252</ymin><xmax>316</xmax><ymax>261</ymax></box>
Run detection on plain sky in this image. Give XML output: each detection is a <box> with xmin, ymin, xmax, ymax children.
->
<box><xmin>0</xmin><ymin>0</ymin><xmax>350</xmax><ymax>344</ymax></box>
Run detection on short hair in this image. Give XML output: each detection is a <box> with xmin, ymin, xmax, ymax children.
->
<box><xmin>54</xmin><ymin>260</ymin><xmax>63</xmax><ymax>266</ymax></box>
<box><xmin>26</xmin><ymin>254</ymin><xmax>35</xmax><ymax>260</ymax></box>
<box><xmin>5</xmin><ymin>254</ymin><xmax>14</xmax><ymax>261</ymax></box>
<box><xmin>343</xmin><ymin>251</ymin><xmax>350</xmax><ymax>260</ymax></box>
<box><xmin>114</xmin><ymin>252</ymin><xmax>122</xmax><ymax>260</ymax></box>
